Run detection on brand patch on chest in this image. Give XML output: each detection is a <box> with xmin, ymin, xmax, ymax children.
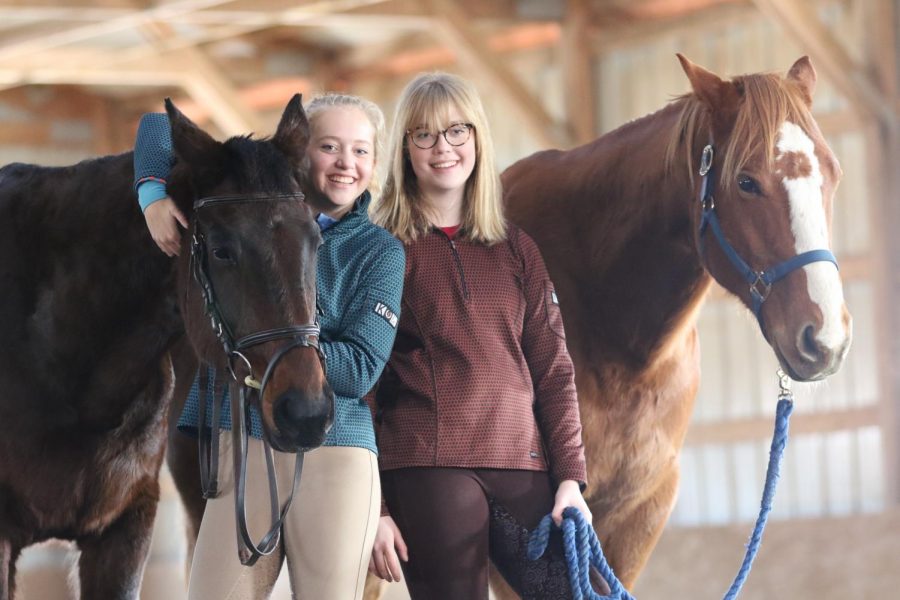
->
<box><xmin>373</xmin><ymin>302</ymin><xmax>398</xmax><ymax>328</ymax></box>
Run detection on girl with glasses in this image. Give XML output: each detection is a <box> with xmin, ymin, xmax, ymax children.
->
<box><xmin>367</xmin><ymin>71</ymin><xmax>592</xmax><ymax>599</ymax></box>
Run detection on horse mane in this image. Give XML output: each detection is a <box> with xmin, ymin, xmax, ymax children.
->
<box><xmin>664</xmin><ymin>72</ymin><xmax>818</xmax><ymax>193</ymax></box>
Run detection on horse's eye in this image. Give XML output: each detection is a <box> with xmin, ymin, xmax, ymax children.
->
<box><xmin>212</xmin><ymin>247</ymin><xmax>233</xmax><ymax>262</ymax></box>
<box><xmin>737</xmin><ymin>174</ymin><xmax>762</xmax><ymax>195</ymax></box>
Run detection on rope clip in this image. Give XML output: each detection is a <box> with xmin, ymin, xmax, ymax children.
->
<box><xmin>776</xmin><ymin>368</ymin><xmax>793</xmax><ymax>400</ymax></box>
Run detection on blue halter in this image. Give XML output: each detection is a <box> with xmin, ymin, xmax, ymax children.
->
<box><xmin>696</xmin><ymin>143</ymin><xmax>838</xmax><ymax>326</ymax></box>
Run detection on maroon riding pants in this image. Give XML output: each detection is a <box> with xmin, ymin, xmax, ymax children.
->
<box><xmin>381</xmin><ymin>467</ymin><xmax>574</xmax><ymax>600</ymax></box>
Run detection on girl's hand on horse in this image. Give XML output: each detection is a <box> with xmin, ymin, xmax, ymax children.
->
<box><xmin>144</xmin><ymin>197</ymin><xmax>188</xmax><ymax>257</ymax></box>
<box><xmin>368</xmin><ymin>515</ymin><xmax>408</xmax><ymax>582</ymax></box>
<box><xmin>552</xmin><ymin>479</ymin><xmax>591</xmax><ymax>527</ymax></box>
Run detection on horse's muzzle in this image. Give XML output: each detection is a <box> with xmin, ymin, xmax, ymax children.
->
<box><xmin>271</xmin><ymin>386</ymin><xmax>335</xmax><ymax>451</ymax></box>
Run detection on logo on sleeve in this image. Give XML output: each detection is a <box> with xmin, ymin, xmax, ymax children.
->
<box><xmin>373</xmin><ymin>302</ymin><xmax>398</xmax><ymax>328</ymax></box>
<box><xmin>550</xmin><ymin>290</ymin><xmax>559</xmax><ymax>305</ymax></box>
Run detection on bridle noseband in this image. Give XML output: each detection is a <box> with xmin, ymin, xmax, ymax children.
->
<box><xmin>696</xmin><ymin>142</ymin><xmax>839</xmax><ymax>328</ymax></box>
<box><xmin>189</xmin><ymin>192</ymin><xmax>329</xmax><ymax>566</ymax></box>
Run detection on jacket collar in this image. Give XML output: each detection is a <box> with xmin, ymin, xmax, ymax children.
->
<box><xmin>323</xmin><ymin>190</ymin><xmax>371</xmax><ymax>235</ymax></box>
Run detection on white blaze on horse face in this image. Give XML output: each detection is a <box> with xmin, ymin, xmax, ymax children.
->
<box><xmin>776</xmin><ymin>121</ymin><xmax>845</xmax><ymax>349</ymax></box>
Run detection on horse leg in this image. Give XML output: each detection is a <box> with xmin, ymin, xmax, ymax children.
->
<box><xmin>77</xmin><ymin>482</ymin><xmax>159</xmax><ymax>600</ymax></box>
<box><xmin>166</xmin><ymin>430</ymin><xmax>204</xmax><ymax>576</ymax></box>
<box><xmin>591</xmin><ymin>466</ymin><xmax>679</xmax><ymax>589</ymax></box>
<box><xmin>0</xmin><ymin>539</ymin><xmax>20</xmax><ymax>600</ymax></box>
<box><xmin>165</xmin><ymin>337</ymin><xmax>203</xmax><ymax>578</ymax></box>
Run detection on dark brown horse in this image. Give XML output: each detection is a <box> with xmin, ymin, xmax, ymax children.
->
<box><xmin>0</xmin><ymin>95</ymin><xmax>329</xmax><ymax>599</ymax></box>
<box><xmin>485</xmin><ymin>55</ymin><xmax>852</xmax><ymax>597</ymax></box>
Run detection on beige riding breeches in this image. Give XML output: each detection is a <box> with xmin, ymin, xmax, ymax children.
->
<box><xmin>187</xmin><ymin>433</ymin><xmax>380</xmax><ymax>600</ymax></box>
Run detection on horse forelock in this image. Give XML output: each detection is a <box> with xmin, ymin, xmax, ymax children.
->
<box><xmin>221</xmin><ymin>135</ymin><xmax>301</xmax><ymax>194</ymax></box>
<box><xmin>665</xmin><ymin>72</ymin><xmax>819</xmax><ymax>193</ymax></box>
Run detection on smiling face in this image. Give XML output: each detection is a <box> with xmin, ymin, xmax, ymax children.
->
<box><xmin>406</xmin><ymin>107</ymin><xmax>476</xmax><ymax>204</ymax></box>
<box><xmin>308</xmin><ymin>106</ymin><xmax>375</xmax><ymax>218</ymax></box>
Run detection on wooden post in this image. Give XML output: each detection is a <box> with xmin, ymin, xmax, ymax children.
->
<box><xmin>561</xmin><ymin>0</ymin><xmax>597</xmax><ymax>146</ymax></box>
<box><xmin>864</xmin><ymin>0</ymin><xmax>900</xmax><ymax>506</ymax></box>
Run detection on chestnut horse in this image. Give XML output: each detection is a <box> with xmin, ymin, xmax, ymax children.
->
<box><xmin>0</xmin><ymin>95</ymin><xmax>330</xmax><ymax>599</ymax></box>
<box><xmin>485</xmin><ymin>55</ymin><xmax>852</xmax><ymax>597</ymax></box>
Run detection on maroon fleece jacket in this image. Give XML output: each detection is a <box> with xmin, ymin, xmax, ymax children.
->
<box><xmin>371</xmin><ymin>224</ymin><xmax>587</xmax><ymax>487</ymax></box>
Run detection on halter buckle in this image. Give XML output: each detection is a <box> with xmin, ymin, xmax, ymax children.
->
<box><xmin>750</xmin><ymin>272</ymin><xmax>772</xmax><ymax>303</ymax></box>
<box><xmin>699</xmin><ymin>144</ymin><xmax>714</xmax><ymax>176</ymax></box>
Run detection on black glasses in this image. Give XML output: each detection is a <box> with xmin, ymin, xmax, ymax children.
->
<box><xmin>407</xmin><ymin>123</ymin><xmax>474</xmax><ymax>149</ymax></box>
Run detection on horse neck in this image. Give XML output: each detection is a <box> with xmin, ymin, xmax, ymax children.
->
<box><xmin>540</xmin><ymin>103</ymin><xmax>712</xmax><ymax>370</ymax></box>
<box><xmin>9</xmin><ymin>153</ymin><xmax>178</xmax><ymax>374</ymax></box>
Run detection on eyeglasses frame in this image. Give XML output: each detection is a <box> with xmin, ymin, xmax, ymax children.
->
<box><xmin>406</xmin><ymin>123</ymin><xmax>475</xmax><ymax>150</ymax></box>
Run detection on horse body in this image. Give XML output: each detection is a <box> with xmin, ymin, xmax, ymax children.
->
<box><xmin>0</xmin><ymin>96</ymin><xmax>329</xmax><ymax>599</ymax></box>
<box><xmin>502</xmin><ymin>102</ymin><xmax>709</xmax><ymax>585</ymax></box>
<box><xmin>496</xmin><ymin>55</ymin><xmax>851</xmax><ymax>592</ymax></box>
<box><xmin>0</xmin><ymin>155</ymin><xmax>179</xmax><ymax>599</ymax></box>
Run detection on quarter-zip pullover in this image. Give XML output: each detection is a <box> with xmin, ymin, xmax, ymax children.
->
<box><xmin>372</xmin><ymin>225</ymin><xmax>587</xmax><ymax>485</ymax></box>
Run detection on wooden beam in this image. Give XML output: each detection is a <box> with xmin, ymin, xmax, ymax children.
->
<box><xmin>0</xmin><ymin>0</ymin><xmax>235</xmax><ymax>63</ymax></box>
<box><xmin>139</xmin><ymin>20</ymin><xmax>262</xmax><ymax>136</ymax></box>
<box><xmin>561</xmin><ymin>0</ymin><xmax>596</xmax><ymax>145</ymax></box>
<box><xmin>422</xmin><ymin>0</ymin><xmax>569</xmax><ymax>149</ymax></box>
<box><xmin>592</xmin><ymin>2</ymin><xmax>754</xmax><ymax>51</ymax></box>
<box><xmin>605</xmin><ymin>0</ymin><xmax>744</xmax><ymax>20</ymax></box>
<box><xmin>0</xmin><ymin>63</ymin><xmax>184</xmax><ymax>87</ymax></box>
<box><xmin>686</xmin><ymin>405</ymin><xmax>880</xmax><ymax>445</ymax></box>
<box><xmin>751</xmin><ymin>0</ymin><xmax>898</xmax><ymax>129</ymax></box>
<box><xmin>0</xmin><ymin>1</ymin><xmax>397</xmax><ymax>78</ymax></box>
<box><xmin>170</xmin><ymin>76</ymin><xmax>314</xmax><ymax>126</ymax></box>
<box><xmin>344</xmin><ymin>23</ymin><xmax>560</xmax><ymax>79</ymax></box>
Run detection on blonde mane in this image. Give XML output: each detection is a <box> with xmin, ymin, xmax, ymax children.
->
<box><xmin>665</xmin><ymin>72</ymin><xmax>818</xmax><ymax>193</ymax></box>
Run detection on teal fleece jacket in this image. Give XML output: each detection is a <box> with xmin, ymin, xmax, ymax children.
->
<box><xmin>133</xmin><ymin>114</ymin><xmax>404</xmax><ymax>454</ymax></box>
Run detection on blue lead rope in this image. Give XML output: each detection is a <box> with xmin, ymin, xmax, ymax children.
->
<box><xmin>529</xmin><ymin>385</ymin><xmax>795</xmax><ymax>600</ymax></box>
<box><xmin>722</xmin><ymin>395</ymin><xmax>793</xmax><ymax>599</ymax></box>
<box><xmin>528</xmin><ymin>507</ymin><xmax>635</xmax><ymax>600</ymax></box>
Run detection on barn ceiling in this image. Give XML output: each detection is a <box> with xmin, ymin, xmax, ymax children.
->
<box><xmin>0</xmin><ymin>0</ymin><xmax>748</xmax><ymax>137</ymax></box>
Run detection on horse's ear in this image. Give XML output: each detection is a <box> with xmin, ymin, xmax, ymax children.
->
<box><xmin>787</xmin><ymin>56</ymin><xmax>817</xmax><ymax>107</ymax></box>
<box><xmin>164</xmin><ymin>98</ymin><xmax>226</xmax><ymax>181</ymax></box>
<box><xmin>677</xmin><ymin>54</ymin><xmax>738</xmax><ymax>112</ymax></box>
<box><xmin>273</xmin><ymin>93</ymin><xmax>310</xmax><ymax>162</ymax></box>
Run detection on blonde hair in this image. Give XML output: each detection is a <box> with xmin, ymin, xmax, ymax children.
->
<box><xmin>306</xmin><ymin>93</ymin><xmax>386</xmax><ymax>199</ymax></box>
<box><xmin>372</xmin><ymin>72</ymin><xmax>506</xmax><ymax>243</ymax></box>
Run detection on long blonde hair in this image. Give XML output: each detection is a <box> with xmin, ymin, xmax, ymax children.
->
<box><xmin>306</xmin><ymin>92</ymin><xmax>386</xmax><ymax>199</ymax></box>
<box><xmin>372</xmin><ymin>72</ymin><xmax>505</xmax><ymax>243</ymax></box>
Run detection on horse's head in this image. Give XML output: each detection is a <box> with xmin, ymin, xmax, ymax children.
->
<box><xmin>675</xmin><ymin>55</ymin><xmax>852</xmax><ymax>382</ymax></box>
<box><xmin>166</xmin><ymin>95</ymin><xmax>334</xmax><ymax>451</ymax></box>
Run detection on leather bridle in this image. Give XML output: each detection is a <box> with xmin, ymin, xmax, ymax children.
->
<box><xmin>189</xmin><ymin>192</ymin><xmax>329</xmax><ymax>566</ymax></box>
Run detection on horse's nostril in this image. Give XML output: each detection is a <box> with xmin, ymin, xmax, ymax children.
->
<box><xmin>798</xmin><ymin>324</ymin><xmax>823</xmax><ymax>362</ymax></box>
